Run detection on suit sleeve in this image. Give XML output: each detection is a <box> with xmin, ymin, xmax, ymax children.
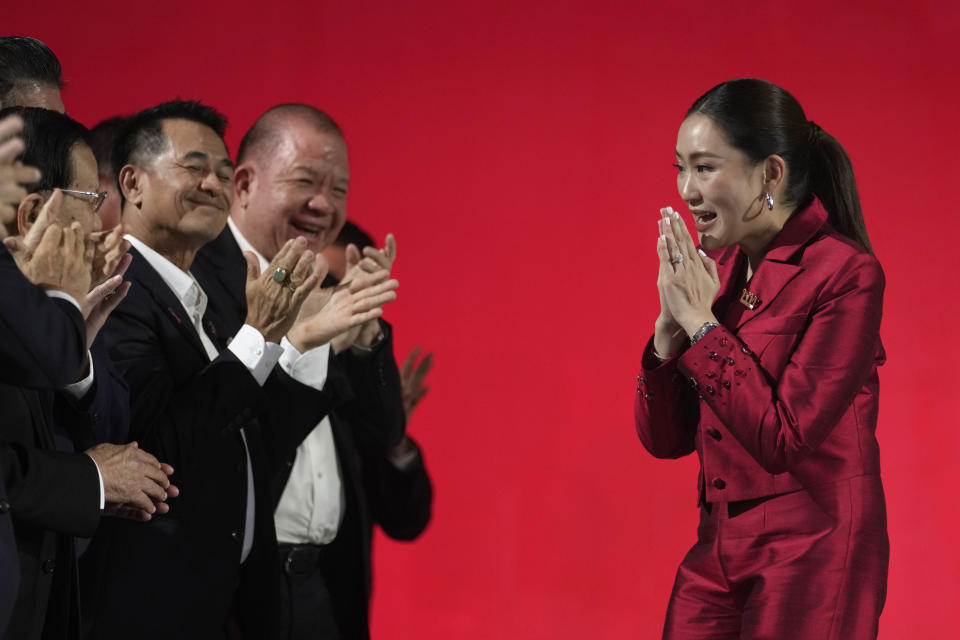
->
<box><xmin>677</xmin><ymin>252</ymin><xmax>885</xmax><ymax>474</ymax></box>
<box><xmin>334</xmin><ymin>320</ymin><xmax>406</xmax><ymax>452</ymax></box>
<box><xmin>0</xmin><ymin>440</ymin><xmax>100</xmax><ymax>537</ymax></box>
<box><xmin>634</xmin><ymin>340</ymin><xmax>700</xmax><ymax>459</ymax></box>
<box><xmin>363</xmin><ymin>438</ymin><xmax>432</xmax><ymax>541</ymax></box>
<box><xmin>100</xmin><ymin>297</ymin><xmax>264</xmax><ymax>468</ymax></box>
<box><xmin>0</xmin><ymin>248</ymin><xmax>87</xmax><ymax>388</ymax></box>
<box><xmin>53</xmin><ymin>340</ymin><xmax>131</xmax><ymax>450</ymax></box>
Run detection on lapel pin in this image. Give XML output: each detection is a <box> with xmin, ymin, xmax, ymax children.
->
<box><xmin>739</xmin><ymin>289</ymin><xmax>762</xmax><ymax>310</ymax></box>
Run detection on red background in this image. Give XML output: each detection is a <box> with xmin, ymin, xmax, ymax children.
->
<box><xmin>6</xmin><ymin>1</ymin><xmax>959</xmax><ymax>637</ymax></box>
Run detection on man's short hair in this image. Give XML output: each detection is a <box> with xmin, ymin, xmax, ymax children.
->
<box><xmin>0</xmin><ymin>106</ymin><xmax>89</xmax><ymax>194</ymax></box>
<box><xmin>333</xmin><ymin>220</ymin><xmax>374</xmax><ymax>250</ymax></box>
<box><xmin>89</xmin><ymin>115</ymin><xmax>128</xmax><ymax>174</ymax></box>
<box><xmin>0</xmin><ymin>37</ymin><xmax>63</xmax><ymax>106</ymax></box>
<box><xmin>111</xmin><ymin>99</ymin><xmax>228</xmax><ymax>176</ymax></box>
<box><xmin>236</xmin><ymin>104</ymin><xmax>343</xmax><ymax>165</ymax></box>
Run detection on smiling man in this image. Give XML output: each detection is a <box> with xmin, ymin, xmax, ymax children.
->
<box><xmin>193</xmin><ymin>104</ymin><xmax>406</xmax><ymax>640</ymax></box>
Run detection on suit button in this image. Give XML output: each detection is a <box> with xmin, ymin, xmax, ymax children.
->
<box><xmin>231</xmin><ymin>530</ymin><xmax>242</xmax><ymax>541</ymax></box>
<box><xmin>0</xmin><ymin>499</ymin><xmax>9</xmax><ymax>513</ymax></box>
<box><xmin>712</xmin><ymin>478</ymin><xmax>726</xmax><ymax>490</ymax></box>
<box><xmin>706</xmin><ymin>428</ymin><xmax>722</xmax><ymax>441</ymax></box>
<box><xmin>42</xmin><ymin>559</ymin><xmax>56</xmax><ymax>574</ymax></box>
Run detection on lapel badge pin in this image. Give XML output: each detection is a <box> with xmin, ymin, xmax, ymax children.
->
<box><xmin>739</xmin><ymin>289</ymin><xmax>762</xmax><ymax>310</ymax></box>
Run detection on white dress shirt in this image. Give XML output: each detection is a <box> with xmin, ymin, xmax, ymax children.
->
<box><xmin>126</xmin><ymin>234</ymin><xmax>284</xmax><ymax>562</ymax></box>
<box><xmin>227</xmin><ymin>217</ymin><xmax>344</xmax><ymax>545</ymax></box>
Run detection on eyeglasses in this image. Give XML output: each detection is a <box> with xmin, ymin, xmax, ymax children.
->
<box><xmin>42</xmin><ymin>188</ymin><xmax>108</xmax><ymax>213</ymax></box>
<box><xmin>59</xmin><ymin>189</ymin><xmax>107</xmax><ymax>213</ymax></box>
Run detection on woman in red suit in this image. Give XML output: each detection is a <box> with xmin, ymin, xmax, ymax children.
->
<box><xmin>635</xmin><ymin>78</ymin><xmax>888</xmax><ymax>639</ymax></box>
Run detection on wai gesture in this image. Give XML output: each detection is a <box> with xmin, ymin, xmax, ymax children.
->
<box><xmin>654</xmin><ymin>207</ymin><xmax>720</xmax><ymax>359</ymax></box>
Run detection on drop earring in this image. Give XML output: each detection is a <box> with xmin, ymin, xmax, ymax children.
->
<box><xmin>765</xmin><ymin>193</ymin><xmax>774</xmax><ymax>210</ymax></box>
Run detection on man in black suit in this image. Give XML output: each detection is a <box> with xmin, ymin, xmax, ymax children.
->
<box><xmin>324</xmin><ymin>221</ymin><xmax>434</xmax><ymax>630</ymax></box>
<box><xmin>193</xmin><ymin>104</ymin><xmax>407</xmax><ymax>640</ymax></box>
<box><xmin>0</xmin><ymin>110</ymin><xmax>82</xmax><ymax>637</ymax></box>
<box><xmin>84</xmin><ymin>100</ymin><xmax>396</xmax><ymax>639</ymax></box>
<box><xmin>0</xmin><ymin>107</ymin><xmax>176</xmax><ymax>640</ymax></box>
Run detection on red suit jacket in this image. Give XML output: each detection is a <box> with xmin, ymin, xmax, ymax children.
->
<box><xmin>635</xmin><ymin>199</ymin><xmax>885</xmax><ymax>503</ymax></box>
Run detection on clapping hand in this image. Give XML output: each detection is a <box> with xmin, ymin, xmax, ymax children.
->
<box><xmin>328</xmin><ymin>234</ymin><xmax>399</xmax><ymax>352</ymax></box>
<box><xmin>86</xmin><ymin>442</ymin><xmax>180</xmax><ymax>521</ymax></box>
<box><xmin>244</xmin><ymin>237</ymin><xmax>323</xmax><ymax>343</ymax></box>
<box><xmin>3</xmin><ymin>190</ymin><xmax>93</xmax><ymax>303</ymax></box>
<box><xmin>288</xmin><ymin>261</ymin><xmax>399</xmax><ymax>354</ymax></box>
<box><xmin>400</xmin><ymin>347</ymin><xmax>432</xmax><ymax>420</ymax></box>
<box><xmin>89</xmin><ymin>225</ymin><xmax>131</xmax><ymax>288</ymax></box>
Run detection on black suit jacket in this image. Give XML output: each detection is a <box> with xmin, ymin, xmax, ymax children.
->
<box><xmin>362</xmin><ymin>438</ymin><xmax>432</xmax><ymax>543</ymax></box>
<box><xmin>194</xmin><ymin>228</ymin><xmax>407</xmax><ymax>639</ymax></box>
<box><xmin>0</xmin><ymin>384</ymin><xmax>103</xmax><ymax>640</ymax></box>
<box><xmin>0</xmin><ymin>244</ymin><xmax>97</xmax><ymax>639</ymax></box>
<box><xmin>82</xmin><ymin>246</ymin><xmax>344</xmax><ymax>639</ymax></box>
<box><xmin>2</xmin><ymin>344</ymin><xmax>130</xmax><ymax>640</ymax></box>
<box><xmin>0</xmin><ymin>476</ymin><xmax>16</xmax><ymax>640</ymax></box>
<box><xmin>0</xmin><ymin>247</ymin><xmax>87</xmax><ymax>389</ymax></box>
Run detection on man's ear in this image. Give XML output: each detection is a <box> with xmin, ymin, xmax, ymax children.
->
<box><xmin>16</xmin><ymin>193</ymin><xmax>45</xmax><ymax>235</ymax></box>
<box><xmin>118</xmin><ymin>164</ymin><xmax>145</xmax><ymax>208</ymax></box>
<box><xmin>762</xmin><ymin>154</ymin><xmax>787</xmax><ymax>197</ymax></box>
<box><xmin>233</xmin><ymin>164</ymin><xmax>254</xmax><ymax>209</ymax></box>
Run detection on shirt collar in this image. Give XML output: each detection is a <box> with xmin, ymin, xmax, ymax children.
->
<box><xmin>227</xmin><ymin>216</ymin><xmax>270</xmax><ymax>273</ymax></box>
<box><xmin>125</xmin><ymin>233</ymin><xmax>207</xmax><ymax>315</ymax></box>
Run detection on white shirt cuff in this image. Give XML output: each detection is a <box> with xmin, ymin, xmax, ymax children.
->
<box><xmin>227</xmin><ymin>324</ymin><xmax>284</xmax><ymax>387</ymax></box>
<box><xmin>279</xmin><ymin>338</ymin><xmax>330</xmax><ymax>391</ymax></box>
<box><xmin>45</xmin><ymin>289</ymin><xmax>82</xmax><ymax>312</ymax></box>
<box><xmin>87</xmin><ymin>455</ymin><xmax>106</xmax><ymax>510</ymax></box>
<box><xmin>63</xmin><ymin>351</ymin><xmax>95</xmax><ymax>398</ymax></box>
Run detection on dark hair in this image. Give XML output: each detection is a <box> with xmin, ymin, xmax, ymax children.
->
<box><xmin>687</xmin><ymin>78</ymin><xmax>872</xmax><ymax>254</ymax></box>
<box><xmin>0</xmin><ymin>106</ymin><xmax>89</xmax><ymax>193</ymax></box>
<box><xmin>333</xmin><ymin>220</ymin><xmax>374</xmax><ymax>250</ymax></box>
<box><xmin>89</xmin><ymin>115</ymin><xmax>128</xmax><ymax>174</ymax></box>
<box><xmin>0</xmin><ymin>36</ymin><xmax>63</xmax><ymax>106</ymax></box>
<box><xmin>236</xmin><ymin>103</ymin><xmax>343</xmax><ymax>165</ymax></box>
<box><xmin>112</xmin><ymin>99</ymin><xmax>227</xmax><ymax>174</ymax></box>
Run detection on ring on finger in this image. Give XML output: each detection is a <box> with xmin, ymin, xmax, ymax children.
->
<box><xmin>272</xmin><ymin>267</ymin><xmax>289</xmax><ymax>284</ymax></box>
<box><xmin>671</xmin><ymin>252</ymin><xmax>685</xmax><ymax>265</ymax></box>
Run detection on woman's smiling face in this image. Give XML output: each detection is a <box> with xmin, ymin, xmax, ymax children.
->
<box><xmin>674</xmin><ymin>113</ymin><xmax>768</xmax><ymax>251</ymax></box>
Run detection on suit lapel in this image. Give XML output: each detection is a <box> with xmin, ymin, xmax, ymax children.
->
<box><xmin>734</xmin><ymin>261</ymin><xmax>803</xmax><ymax>330</ymax></box>
<box><xmin>733</xmin><ymin>198</ymin><xmax>829</xmax><ymax>331</ymax></box>
<box><xmin>126</xmin><ymin>246</ymin><xmax>209</xmax><ymax>360</ymax></box>
<box><xmin>198</xmin><ymin>228</ymin><xmax>248</xmax><ymax>322</ymax></box>
<box><xmin>710</xmin><ymin>246</ymin><xmax>745</xmax><ymax>319</ymax></box>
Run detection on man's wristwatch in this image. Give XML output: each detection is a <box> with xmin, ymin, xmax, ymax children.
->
<box><xmin>351</xmin><ymin>326</ymin><xmax>386</xmax><ymax>353</ymax></box>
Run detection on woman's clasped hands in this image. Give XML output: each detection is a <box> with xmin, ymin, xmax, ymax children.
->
<box><xmin>653</xmin><ymin>206</ymin><xmax>721</xmax><ymax>360</ymax></box>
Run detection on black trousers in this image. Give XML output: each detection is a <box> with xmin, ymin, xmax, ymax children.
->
<box><xmin>277</xmin><ymin>544</ymin><xmax>340</xmax><ymax>640</ymax></box>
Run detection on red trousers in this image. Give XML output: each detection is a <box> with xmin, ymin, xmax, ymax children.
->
<box><xmin>662</xmin><ymin>475</ymin><xmax>888</xmax><ymax>640</ymax></box>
